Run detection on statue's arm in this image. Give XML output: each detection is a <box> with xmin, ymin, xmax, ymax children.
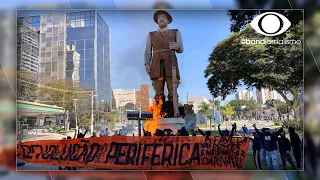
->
<box><xmin>144</xmin><ymin>34</ymin><xmax>152</xmax><ymax>66</ymax></box>
<box><xmin>176</xmin><ymin>31</ymin><xmax>184</xmax><ymax>53</ymax></box>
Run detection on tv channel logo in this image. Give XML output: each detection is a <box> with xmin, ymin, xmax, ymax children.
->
<box><xmin>250</xmin><ymin>12</ymin><xmax>291</xmax><ymax>36</ymax></box>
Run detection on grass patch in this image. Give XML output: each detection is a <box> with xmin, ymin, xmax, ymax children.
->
<box><xmin>244</xmin><ymin>153</ymin><xmax>294</xmax><ymax>170</ymax></box>
<box><xmin>59</xmin><ymin>130</ymin><xmax>74</xmax><ymax>133</ymax></box>
<box><xmin>197</xmin><ymin>124</ymin><xmax>207</xmax><ymax>128</ymax></box>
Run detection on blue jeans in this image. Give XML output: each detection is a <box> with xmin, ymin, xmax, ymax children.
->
<box><xmin>261</xmin><ymin>148</ymin><xmax>267</xmax><ymax>165</ymax></box>
<box><xmin>266</xmin><ymin>150</ymin><xmax>279</xmax><ymax>170</ymax></box>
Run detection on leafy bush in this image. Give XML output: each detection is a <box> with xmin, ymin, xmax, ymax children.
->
<box><xmin>46</xmin><ymin>125</ymin><xmax>59</xmax><ymax>130</ymax></box>
<box><xmin>274</xmin><ymin>119</ymin><xmax>281</xmax><ymax>126</ymax></box>
<box><xmin>59</xmin><ymin>130</ymin><xmax>74</xmax><ymax>133</ymax></box>
<box><xmin>282</xmin><ymin>119</ymin><xmax>303</xmax><ymax>132</ymax></box>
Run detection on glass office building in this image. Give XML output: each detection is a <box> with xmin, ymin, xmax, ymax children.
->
<box><xmin>18</xmin><ymin>10</ymin><xmax>111</xmax><ymax>107</ymax></box>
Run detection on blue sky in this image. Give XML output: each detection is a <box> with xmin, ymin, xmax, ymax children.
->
<box><xmin>18</xmin><ymin>9</ymin><xmax>251</xmax><ymax>105</ymax></box>
<box><xmin>97</xmin><ymin>10</ymin><xmax>238</xmax><ymax>105</ymax></box>
<box><xmin>15</xmin><ymin>0</ymin><xmax>285</xmax><ymax>105</ymax></box>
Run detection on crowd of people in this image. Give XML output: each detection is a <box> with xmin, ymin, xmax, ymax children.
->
<box><xmin>57</xmin><ymin>123</ymin><xmax>302</xmax><ymax>171</ymax></box>
<box><xmin>250</xmin><ymin>124</ymin><xmax>302</xmax><ymax>170</ymax></box>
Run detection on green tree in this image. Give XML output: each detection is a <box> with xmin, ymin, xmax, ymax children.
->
<box><xmin>229</xmin><ymin>99</ymin><xmax>257</xmax><ymax>119</ymax></box>
<box><xmin>17</xmin><ymin>70</ymin><xmax>39</xmax><ymax>101</ymax></box>
<box><xmin>112</xmin><ymin>93</ymin><xmax>116</xmax><ymax>110</ymax></box>
<box><xmin>37</xmin><ymin>78</ymin><xmax>89</xmax><ymax>110</ymax></box>
<box><xmin>265</xmin><ymin>99</ymin><xmax>289</xmax><ymax>114</ymax></box>
<box><xmin>222</xmin><ymin>103</ymin><xmax>235</xmax><ymax>121</ymax></box>
<box><xmin>101</xmin><ymin>111</ymin><xmax>119</xmax><ymax>129</ymax></box>
<box><xmin>229</xmin><ymin>99</ymin><xmax>257</xmax><ymax>110</ymax></box>
<box><xmin>205</xmin><ymin>10</ymin><xmax>303</xmax><ymax>119</ymax></box>
<box><xmin>79</xmin><ymin>112</ymin><xmax>91</xmax><ymax>127</ymax></box>
<box><xmin>198</xmin><ymin>102</ymin><xmax>212</xmax><ymax>117</ymax></box>
<box><xmin>124</xmin><ymin>103</ymin><xmax>135</xmax><ymax>111</ymax></box>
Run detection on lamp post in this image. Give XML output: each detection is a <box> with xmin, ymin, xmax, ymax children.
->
<box><xmin>90</xmin><ymin>92</ymin><xmax>98</xmax><ymax>134</ymax></box>
<box><xmin>212</xmin><ymin>98</ymin><xmax>216</xmax><ymax>131</ymax></box>
<box><xmin>72</xmin><ymin>99</ymin><xmax>79</xmax><ymax>130</ymax></box>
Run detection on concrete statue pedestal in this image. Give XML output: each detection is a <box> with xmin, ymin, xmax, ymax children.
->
<box><xmin>155</xmin><ymin>117</ymin><xmax>185</xmax><ymax>133</ymax></box>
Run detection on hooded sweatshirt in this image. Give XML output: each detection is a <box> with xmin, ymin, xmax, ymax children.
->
<box><xmin>255</xmin><ymin>127</ymin><xmax>283</xmax><ymax>151</ymax></box>
<box><xmin>277</xmin><ymin>132</ymin><xmax>292</xmax><ymax>153</ymax></box>
<box><xmin>289</xmin><ymin>127</ymin><xmax>301</xmax><ymax>149</ymax></box>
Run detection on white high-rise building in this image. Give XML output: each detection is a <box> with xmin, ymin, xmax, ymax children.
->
<box><xmin>17</xmin><ymin>19</ymin><xmax>39</xmax><ymax>72</ymax></box>
<box><xmin>113</xmin><ymin>89</ymin><xmax>136</xmax><ymax>109</ymax></box>
<box><xmin>66</xmin><ymin>44</ymin><xmax>80</xmax><ymax>87</ymax></box>
<box><xmin>236</xmin><ymin>90</ymin><xmax>253</xmax><ymax>101</ymax></box>
<box><xmin>187</xmin><ymin>96</ymin><xmax>210</xmax><ymax>113</ymax></box>
<box><xmin>256</xmin><ymin>88</ymin><xmax>278</xmax><ymax>104</ymax></box>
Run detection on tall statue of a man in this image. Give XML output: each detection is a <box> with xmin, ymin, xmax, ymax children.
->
<box><xmin>144</xmin><ymin>10</ymin><xmax>184</xmax><ymax>104</ymax></box>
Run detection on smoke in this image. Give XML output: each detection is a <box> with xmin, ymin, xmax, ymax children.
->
<box><xmin>115</xmin><ymin>42</ymin><xmax>150</xmax><ymax>88</ymax></box>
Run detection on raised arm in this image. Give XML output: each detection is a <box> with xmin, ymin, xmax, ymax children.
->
<box><xmin>253</xmin><ymin>124</ymin><xmax>263</xmax><ymax>136</ymax></box>
<box><xmin>272</xmin><ymin>127</ymin><xmax>283</xmax><ymax>137</ymax></box>
<box><xmin>73</xmin><ymin>129</ymin><xmax>77</xmax><ymax>139</ymax></box>
<box><xmin>176</xmin><ymin>31</ymin><xmax>184</xmax><ymax>53</ymax></box>
<box><xmin>230</xmin><ymin>123</ymin><xmax>236</xmax><ymax>137</ymax></box>
<box><xmin>218</xmin><ymin>124</ymin><xmax>223</xmax><ymax>136</ymax></box>
<box><xmin>83</xmin><ymin>129</ymin><xmax>88</xmax><ymax>137</ymax></box>
<box><xmin>197</xmin><ymin>127</ymin><xmax>205</xmax><ymax>136</ymax></box>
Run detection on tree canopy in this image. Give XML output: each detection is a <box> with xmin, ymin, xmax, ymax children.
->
<box><xmin>265</xmin><ymin>99</ymin><xmax>289</xmax><ymax>114</ymax></box>
<box><xmin>17</xmin><ymin>70</ymin><xmax>39</xmax><ymax>102</ymax></box>
<box><xmin>37</xmin><ymin>78</ymin><xmax>90</xmax><ymax>111</ymax></box>
<box><xmin>223</xmin><ymin>103</ymin><xmax>235</xmax><ymax>117</ymax></box>
<box><xmin>205</xmin><ymin>10</ymin><xmax>303</xmax><ymax>119</ymax></box>
<box><xmin>112</xmin><ymin>93</ymin><xmax>116</xmax><ymax>110</ymax></box>
<box><xmin>124</xmin><ymin>103</ymin><xmax>135</xmax><ymax>111</ymax></box>
<box><xmin>198</xmin><ymin>102</ymin><xmax>212</xmax><ymax>117</ymax></box>
<box><xmin>229</xmin><ymin>99</ymin><xmax>257</xmax><ymax>110</ymax></box>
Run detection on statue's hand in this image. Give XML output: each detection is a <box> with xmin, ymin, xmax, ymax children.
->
<box><xmin>169</xmin><ymin>42</ymin><xmax>179</xmax><ymax>51</ymax></box>
<box><xmin>145</xmin><ymin>64</ymin><xmax>150</xmax><ymax>76</ymax></box>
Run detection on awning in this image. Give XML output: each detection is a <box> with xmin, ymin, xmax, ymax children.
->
<box><xmin>17</xmin><ymin>100</ymin><xmax>65</xmax><ymax>117</ymax></box>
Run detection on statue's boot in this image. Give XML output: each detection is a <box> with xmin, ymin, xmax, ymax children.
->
<box><xmin>155</xmin><ymin>95</ymin><xmax>165</xmax><ymax>105</ymax></box>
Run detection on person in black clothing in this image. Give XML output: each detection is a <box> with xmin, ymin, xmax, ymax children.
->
<box><xmin>250</xmin><ymin>132</ymin><xmax>262</xmax><ymax>170</ymax></box>
<box><xmin>67</xmin><ymin>128</ymin><xmax>88</xmax><ymax>171</ymax></box>
<box><xmin>77</xmin><ymin>128</ymin><xmax>88</xmax><ymax>138</ymax></box>
<box><xmin>253</xmin><ymin>124</ymin><xmax>283</xmax><ymax>170</ymax></box>
<box><xmin>289</xmin><ymin>127</ymin><xmax>302</xmax><ymax>169</ymax></box>
<box><xmin>197</xmin><ymin>127</ymin><xmax>211</xmax><ymax>136</ymax></box>
<box><xmin>154</xmin><ymin>129</ymin><xmax>163</xmax><ymax>136</ymax></box>
<box><xmin>90</xmin><ymin>132</ymin><xmax>97</xmax><ymax>138</ymax></box>
<box><xmin>277</xmin><ymin>131</ymin><xmax>297</xmax><ymax>170</ymax></box>
<box><xmin>190</xmin><ymin>129</ymin><xmax>197</xmax><ymax>136</ymax></box>
<box><xmin>180</xmin><ymin>127</ymin><xmax>189</xmax><ymax>136</ymax></box>
<box><xmin>164</xmin><ymin>129</ymin><xmax>173</xmax><ymax>136</ymax></box>
<box><xmin>260</xmin><ymin>128</ymin><xmax>267</xmax><ymax>165</ymax></box>
<box><xmin>176</xmin><ymin>130</ymin><xmax>182</xmax><ymax>136</ymax></box>
<box><xmin>143</xmin><ymin>128</ymin><xmax>151</xmax><ymax>136</ymax></box>
<box><xmin>218</xmin><ymin>123</ymin><xmax>235</xmax><ymax>137</ymax></box>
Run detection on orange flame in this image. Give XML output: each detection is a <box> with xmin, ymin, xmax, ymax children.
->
<box><xmin>144</xmin><ymin>96</ymin><xmax>164</xmax><ymax>135</ymax></box>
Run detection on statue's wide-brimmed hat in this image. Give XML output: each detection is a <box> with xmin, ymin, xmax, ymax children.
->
<box><xmin>153</xmin><ymin>10</ymin><xmax>172</xmax><ymax>24</ymax></box>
